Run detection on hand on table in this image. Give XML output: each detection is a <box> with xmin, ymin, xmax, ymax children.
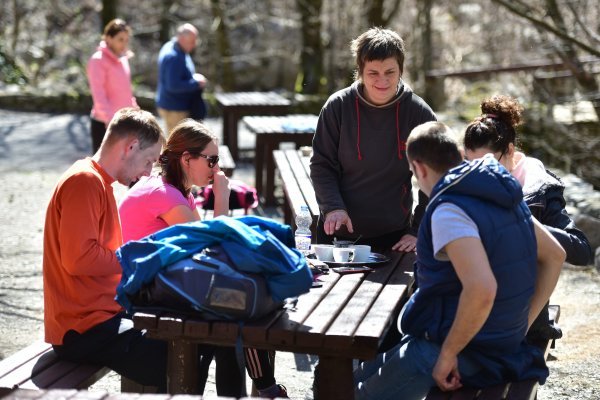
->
<box><xmin>324</xmin><ymin>210</ymin><xmax>353</xmax><ymax>235</ymax></box>
<box><xmin>392</xmin><ymin>233</ymin><xmax>417</xmax><ymax>252</ymax></box>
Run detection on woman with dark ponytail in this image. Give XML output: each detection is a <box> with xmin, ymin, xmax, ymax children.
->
<box><xmin>463</xmin><ymin>95</ymin><xmax>593</xmax><ymax>340</ymax></box>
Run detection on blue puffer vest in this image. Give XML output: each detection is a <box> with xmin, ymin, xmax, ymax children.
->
<box><xmin>400</xmin><ymin>156</ymin><xmax>537</xmax><ymax>355</ymax></box>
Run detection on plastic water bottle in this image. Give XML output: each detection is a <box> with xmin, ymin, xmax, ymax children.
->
<box><xmin>295</xmin><ymin>205</ymin><xmax>312</xmax><ymax>255</ymax></box>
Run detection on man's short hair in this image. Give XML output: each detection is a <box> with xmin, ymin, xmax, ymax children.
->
<box><xmin>407</xmin><ymin>122</ymin><xmax>463</xmax><ymax>174</ymax></box>
<box><xmin>177</xmin><ymin>23</ymin><xmax>198</xmax><ymax>37</ymax></box>
<box><xmin>103</xmin><ymin>108</ymin><xmax>164</xmax><ymax>150</ymax></box>
<box><xmin>351</xmin><ymin>27</ymin><xmax>405</xmax><ymax>78</ymax></box>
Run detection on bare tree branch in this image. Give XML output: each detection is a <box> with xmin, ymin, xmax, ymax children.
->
<box><xmin>565</xmin><ymin>0</ymin><xmax>600</xmax><ymax>46</ymax></box>
<box><xmin>490</xmin><ymin>0</ymin><xmax>600</xmax><ymax>58</ymax></box>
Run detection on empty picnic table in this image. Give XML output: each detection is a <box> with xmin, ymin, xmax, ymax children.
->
<box><xmin>214</xmin><ymin>91</ymin><xmax>291</xmax><ymax>161</ymax></box>
<box><xmin>133</xmin><ymin>251</ymin><xmax>416</xmax><ymax>400</ymax></box>
<box><xmin>273</xmin><ymin>148</ymin><xmax>319</xmax><ymax>238</ymax></box>
<box><xmin>243</xmin><ymin>114</ymin><xmax>318</xmax><ymax>206</ymax></box>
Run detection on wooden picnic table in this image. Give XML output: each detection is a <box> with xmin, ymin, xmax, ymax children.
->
<box><xmin>273</xmin><ymin>148</ymin><xmax>319</xmax><ymax>238</ymax></box>
<box><xmin>133</xmin><ymin>251</ymin><xmax>416</xmax><ymax>400</ymax></box>
<box><xmin>214</xmin><ymin>91</ymin><xmax>291</xmax><ymax>161</ymax></box>
<box><xmin>243</xmin><ymin>114</ymin><xmax>318</xmax><ymax>206</ymax></box>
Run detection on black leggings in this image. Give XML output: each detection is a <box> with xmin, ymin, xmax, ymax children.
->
<box><xmin>53</xmin><ymin>313</ymin><xmax>245</xmax><ymax>397</ymax></box>
<box><xmin>245</xmin><ymin>348</ymin><xmax>276</xmax><ymax>390</ymax></box>
<box><xmin>90</xmin><ymin>118</ymin><xmax>106</xmax><ymax>154</ymax></box>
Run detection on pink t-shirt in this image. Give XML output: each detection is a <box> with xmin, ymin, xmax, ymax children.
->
<box><xmin>119</xmin><ymin>175</ymin><xmax>196</xmax><ymax>242</ymax></box>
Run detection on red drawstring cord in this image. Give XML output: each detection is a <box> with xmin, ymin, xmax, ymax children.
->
<box><xmin>355</xmin><ymin>97</ymin><xmax>362</xmax><ymax>160</ymax></box>
<box><xmin>396</xmin><ymin>102</ymin><xmax>404</xmax><ymax>159</ymax></box>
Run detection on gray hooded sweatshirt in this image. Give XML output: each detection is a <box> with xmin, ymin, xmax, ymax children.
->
<box><xmin>310</xmin><ymin>80</ymin><xmax>436</xmax><ymax>238</ymax></box>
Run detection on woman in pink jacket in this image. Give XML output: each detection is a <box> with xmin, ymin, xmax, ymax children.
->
<box><xmin>87</xmin><ymin>19</ymin><xmax>138</xmax><ymax>153</ymax></box>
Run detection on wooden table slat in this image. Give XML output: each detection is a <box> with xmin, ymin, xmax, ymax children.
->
<box><xmin>285</xmin><ymin>150</ymin><xmax>320</xmax><ymax>218</ymax></box>
<box><xmin>182</xmin><ymin>319</ymin><xmax>210</xmax><ymax>339</ymax></box>
<box><xmin>215</xmin><ymin>92</ymin><xmax>291</xmax><ymax>160</ymax></box>
<box><xmin>323</xmin><ymin>259</ymin><xmax>401</xmax><ymax>348</ymax></box>
<box><xmin>132</xmin><ymin>313</ymin><xmax>159</xmax><ymax>331</ymax></box>
<box><xmin>273</xmin><ymin>150</ymin><xmax>308</xmax><ymax>227</ymax></box>
<box><xmin>157</xmin><ymin>315</ymin><xmax>185</xmax><ymax>337</ymax></box>
<box><xmin>294</xmin><ymin>273</ymin><xmax>365</xmax><ymax>349</ymax></box>
<box><xmin>352</xmin><ymin>252</ymin><xmax>415</xmax><ymax>350</ymax></box>
<box><xmin>267</xmin><ymin>272</ymin><xmax>340</xmax><ymax>346</ymax></box>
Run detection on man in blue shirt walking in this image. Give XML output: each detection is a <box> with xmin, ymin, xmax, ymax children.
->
<box><xmin>156</xmin><ymin>23</ymin><xmax>207</xmax><ymax>136</ymax></box>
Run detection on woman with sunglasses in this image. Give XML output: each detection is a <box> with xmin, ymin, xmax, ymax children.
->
<box><xmin>118</xmin><ymin>119</ymin><xmax>287</xmax><ymax>398</ymax></box>
<box><xmin>463</xmin><ymin>94</ymin><xmax>593</xmax><ymax>341</ymax></box>
<box><xmin>119</xmin><ymin>118</ymin><xmax>229</xmax><ymax>242</ymax></box>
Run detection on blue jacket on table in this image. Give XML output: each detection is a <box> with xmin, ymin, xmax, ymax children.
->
<box><xmin>400</xmin><ymin>155</ymin><xmax>549</xmax><ymax>387</ymax></box>
<box><xmin>523</xmin><ymin>168</ymin><xmax>592</xmax><ymax>266</ymax></box>
<box><xmin>115</xmin><ymin>215</ymin><xmax>313</xmax><ymax>313</ymax></box>
<box><xmin>156</xmin><ymin>38</ymin><xmax>203</xmax><ymax>113</ymax></box>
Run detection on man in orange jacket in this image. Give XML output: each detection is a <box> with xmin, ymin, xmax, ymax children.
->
<box><xmin>43</xmin><ymin>108</ymin><xmax>167</xmax><ymax>389</ymax></box>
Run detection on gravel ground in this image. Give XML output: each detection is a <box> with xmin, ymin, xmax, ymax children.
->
<box><xmin>0</xmin><ymin>109</ymin><xmax>598</xmax><ymax>399</ymax></box>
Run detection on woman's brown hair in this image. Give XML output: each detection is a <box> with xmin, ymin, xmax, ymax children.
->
<box><xmin>103</xmin><ymin>18</ymin><xmax>131</xmax><ymax>39</ymax></box>
<box><xmin>158</xmin><ymin>119</ymin><xmax>217</xmax><ymax>197</ymax></box>
<box><xmin>463</xmin><ymin>94</ymin><xmax>524</xmax><ymax>156</ymax></box>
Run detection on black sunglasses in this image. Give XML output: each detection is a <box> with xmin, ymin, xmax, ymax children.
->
<box><xmin>197</xmin><ymin>153</ymin><xmax>219</xmax><ymax>168</ymax></box>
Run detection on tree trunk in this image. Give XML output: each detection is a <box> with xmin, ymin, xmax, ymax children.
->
<box><xmin>101</xmin><ymin>0</ymin><xmax>118</xmax><ymax>31</ymax></box>
<box><xmin>415</xmin><ymin>0</ymin><xmax>443</xmax><ymax>109</ymax></box>
<box><xmin>159</xmin><ymin>0</ymin><xmax>174</xmax><ymax>44</ymax></box>
<box><xmin>210</xmin><ymin>0</ymin><xmax>235</xmax><ymax>91</ymax></box>
<box><xmin>544</xmin><ymin>0</ymin><xmax>600</xmax><ymax>120</ymax></box>
<box><xmin>365</xmin><ymin>0</ymin><xmax>402</xmax><ymax>27</ymax></box>
<box><xmin>296</xmin><ymin>0</ymin><xmax>324</xmax><ymax>94</ymax></box>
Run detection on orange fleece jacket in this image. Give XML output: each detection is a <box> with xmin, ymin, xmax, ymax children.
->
<box><xmin>43</xmin><ymin>158</ymin><xmax>123</xmax><ymax>345</ymax></box>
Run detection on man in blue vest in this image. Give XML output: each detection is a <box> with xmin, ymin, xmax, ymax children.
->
<box><xmin>354</xmin><ymin>121</ymin><xmax>565</xmax><ymax>400</ymax></box>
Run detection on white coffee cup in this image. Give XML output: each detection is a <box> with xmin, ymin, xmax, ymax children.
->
<box><xmin>312</xmin><ymin>244</ymin><xmax>334</xmax><ymax>262</ymax></box>
<box><xmin>333</xmin><ymin>247</ymin><xmax>355</xmax><ymax>263</ymax></box>
<box><xmin>352</xmin><ymin>245</ymin><xmax>372</xmax><ymax>263</ymax></box>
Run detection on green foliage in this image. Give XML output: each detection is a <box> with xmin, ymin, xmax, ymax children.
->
<box><xmin>0</xmin><ymin>46</ymin><xmax>27</xmax><ymax>85</ymax></box>
<box><xmin>453</xmin><ymin>81</ymin><xmax>495</xmax><ymax>121</ymax></box>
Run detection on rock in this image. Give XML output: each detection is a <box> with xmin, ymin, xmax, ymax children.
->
<box><xmin>596</xmin><ymin>247</ymin><xmax>600</xmax><ymax>272</ymax></box>
<box><xmin>574</xmin><ymin>214</ymin><xmax>600</xmax><ymax>250</ymax></box>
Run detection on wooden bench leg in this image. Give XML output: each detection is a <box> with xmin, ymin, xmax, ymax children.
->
<box><xmin>167</xmin><ymin>339</ymin><xmax>199</xmax><ymax>394</ymax></box>
<box><xmin>315</xmin><ymin>356</ymin><xmax>353</xmax><ymax>400</ymax></box>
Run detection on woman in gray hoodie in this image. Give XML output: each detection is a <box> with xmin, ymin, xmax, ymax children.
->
<box><xmin>310</xmin><ymin>27</ymin><xmax>436</xmax><ymax>251</ymax></box>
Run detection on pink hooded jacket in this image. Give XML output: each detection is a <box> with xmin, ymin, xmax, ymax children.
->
<box><xmin>86</xmin><ymin>41</ymin><xmax>137</xmax><ymax>124</ymax></box>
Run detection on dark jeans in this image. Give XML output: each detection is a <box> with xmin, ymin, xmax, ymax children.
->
<box><xmin>90</xmin><ymin>118</ymin><xmax>106</xmax><ymax>154</ymax></box>
<box><xmin>53</xmin><ymin>313</ymin><xmax>245</xmax><ymax>396</ymax></box>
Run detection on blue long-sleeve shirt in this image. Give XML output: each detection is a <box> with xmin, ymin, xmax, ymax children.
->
<box><xmin>156</xmin><ymin>38</ymin><xmax>201</xmax><ymax>111</ymax></box>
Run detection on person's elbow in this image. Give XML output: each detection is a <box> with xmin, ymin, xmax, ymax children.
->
<box><xmin>479</xmin><ymin>279</ymin><xmax>497</xmax><ymax>309</ymax></box>
<box><xmin>550</xmin><ymin>242</ymin><xmax>567</xmax><ymax>267</ymax></box>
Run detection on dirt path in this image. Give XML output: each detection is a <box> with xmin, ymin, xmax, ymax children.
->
<box><xmin>0</xmin><ymin>110</ymin><xmax>598</xmax><ymax>399</ymax></box>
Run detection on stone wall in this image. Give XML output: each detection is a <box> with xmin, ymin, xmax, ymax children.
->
<box><xmin>559</xmin><ymin>171</ymin><xmax>600</xmax><ymax>270</ymax></box>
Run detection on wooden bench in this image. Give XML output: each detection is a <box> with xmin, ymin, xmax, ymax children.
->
<box><xmin>0</xmin><ymin>341</ymin><xmax>110</xmax><ymax>397</ymax></box>
<box><xmin>218</xmin><ymin>145</ymin><xmax>236</xmax><ymax>177</ymax></box>
<box><xmin>425</xmin><ymin>305</ymin><xmax>561</xmax><ymax>400</ymax></box>
<box><xmin>215</xmin><ymin>91</ymin><xmax>291</xmax><ymax>160</ymax></box>
<box><xmin>1</xmin><ymin>388</ymin><xmax>285</xmax><ymax>399</ymax></box>
<box><xmin>273</xmin><ymin>149</ymin><xmax>319</xmax><ymax>239</ymax></box>
<box><xmin>242</xmin><ymin>114</ymin><xmax>317</xmax><ymax>205</ymax></box>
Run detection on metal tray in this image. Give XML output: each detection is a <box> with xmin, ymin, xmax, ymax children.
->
<box><xmin>322</xmin><ymin>252</ymin><xmax>390</xmax><ymax>267</ymax></box>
